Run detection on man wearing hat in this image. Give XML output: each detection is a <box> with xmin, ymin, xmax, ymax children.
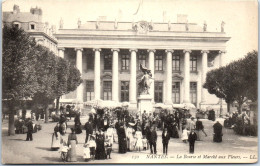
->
<box><xmin>187</xmin><ymin>117</ymin><xmax>196</xmax><ymax>131</ymax></box>
<box><xmin>84</xmin><ymin>118</ymin><xmax>93</xmax><ymax>143</ymax></box>
<box><xmin>188</xmin><ymin>129</ymin><xmax>197</xmax><ymax>154</ymax></box>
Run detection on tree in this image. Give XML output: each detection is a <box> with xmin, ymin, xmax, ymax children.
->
<box><xmin>204</xmin><ymin>50</ymin><xmax>258</xmax><ymax>113</ymax></box>
<box><xmin>32</xmin><ymin>45</ymin><xmax>58</xmax><ymax>123</ymax></box>
<box><xmin>67</xmin><ymin>63</ymin><xmax>83</xmax><ymax>97</ymax></box>
<box><xmin>203</xmin><ymin>67</ymin><xmax>235</xmax><ymax>113</ymax></box>
<box><xmin>2</xmin><ymin>25</ymin><xmax>38</xmax><ymax>135</ymax></box>
<box><xmin>54</xmin><ymin>57</ymin><xmax>70</xmax><ymax>112</ymax></box>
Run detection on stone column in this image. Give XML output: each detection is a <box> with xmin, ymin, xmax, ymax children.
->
<box><xmin>148</xmin><ymin>49</ymin><xmax>155</xmax><ymax>101</ymax></box>
<box><xmin>94</xmin><ymin>48</ymin><xmax>101</xmax><ymax>99</ymax></box>
<box><xmin>219</xmin><ymin>50</ymin><xmax>226</xmax><ymax>67</ymax></box>
<box><xmin>219</xmin><ymin>50</ymin><xmax>226</xmax><ymax>116</ymax></box>
<box><xmin>183</xmin><ymin>49</ymin><xmax>191</xmax><ymax>103</ymax></box>
<box><xmin>112</xmin><ymin>49</ymin><xmax>119</xmax><ymax>101</ymax></box>
<box><xmin>165</xmin><ymin>49</ymin><xmax>174</xmax><ymax>104</ymax></box>
<box><xmin>58</xmin><ymin>47</ymin><xmax>65</xmax><ymax>58</ymax></box>
<box><xmin>201</xmin><ymin>50</ymin><xmax>209</xmax><ymax>103</ymax></box>
<box><xmin>75</xmin><ymin>48</ymin><xmax>83</xmax><ymax>102</ymax></box>
<box><xmin>130</xmin><ymin>49</ymin><xmax>137</xmax><ymax>103</ymax></box>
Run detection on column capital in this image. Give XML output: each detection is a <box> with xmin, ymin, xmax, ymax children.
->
<box><xmin>201</xmin><ymin>50</ymin><xmax>209</xmax><ymax>54</ymax></box>
<box><xmin>129</xmin><ymin>49</ymin><xmax>138</xmax><ymax>53</ymax></box>
<box><xmin>93</xmin><ymin>48</ymin><xmax>101</xmax><ymax>52</ymax></box>
<box><xmin>183</xmin><ymin>49</ymin><xmax>192</xmax><ymax>54</ymax></box>
<box><xmin>147</xmin><ymin>49</ymin><xmax>156</xmax><ymax>53</ymax></box>
<box><xmin>219</xmin><ymin>50</ymin><xmax>226</xmax><ymax>54</ymax></box>
<box><xmin>75</xmin><ymin>47</ymin><xmax>83</xmax><ymax>52</ymax></box>
<box><xmin>165</xmin><ymin>49</ymin><xmax>174</xmax><ymax>53</ymax></box>
<box><xmin>58</xmin><ymin>47</ymin><xmax>65</xmax><ymax>51</ymax></box>
<box><xmin>111</xmin><ymin>48</ymin><xmax>120</xmax><ymax>52</ymax></box>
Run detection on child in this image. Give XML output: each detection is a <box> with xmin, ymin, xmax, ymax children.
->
<box><xmin>104</xmin><ymin>138</ymin><xmax>112</xmax><ymax>159</ymax></box>
<box><xmin>88</xmin><ymin>135</ymin><xmax>96</xmax><ymax>160</ymax></box>
<box><xmin>59</xmin><ymin>140</ymin><xmax>69</xmax><ymax>162</ymax></box>
<box><xmin>182</xmin><ymin>126</ymin><xmax>189</xmax><ymax>143</ymax></box>
<box><xmin>83</xmin><ymin>143</ymin><xmax>91</xmax><ymax>161</ymax></box>
<box><xmin>142</xmin><ymin>136</ymin><xmax>147</xmax><ymax>150</ymax></box>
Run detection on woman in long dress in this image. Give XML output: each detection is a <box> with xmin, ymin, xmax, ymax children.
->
<box><xmin>172</xmin><ymin>120</ymin><xmax>179</xmax><ymax>138</ymax></box>
<box><xmin>118</xmin><ymin>123</ymin><xmax>127</xmax><ymax>153</ymax></box>
<box><xmin>135</xmin><ymin>127</ymin><xmax>143</xmax><ymax>151</ymax></box>
<box><xmin>95</xmin><ymin>129</ymin><xmax>106</xmax><ymax>160</ymax></box>
<box><xmin>51</xmin><ymin>123</ymin><xmax>61</xmax><ymax>150</ymax></box>
<box><xmin>67</xmin><ymin>128</ymin><xmax>78</xmax><ymax>162</ymax></box>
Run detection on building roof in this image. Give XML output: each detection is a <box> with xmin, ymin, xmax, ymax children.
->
<box><xmin>79</xmin><ymin>21</ymin><xmax>203</xmax><ymax>32</ymax></box>
<box><xmin>3</xmin><ymin>12</ymin><xmax>42</xmax><ymax>23</ymax></box>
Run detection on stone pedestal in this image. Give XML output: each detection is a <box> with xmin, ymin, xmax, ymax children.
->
<box><xmin>138</xmin><ymin>94</ymin><xmax>153</xmax><ymax>115</ymax></box>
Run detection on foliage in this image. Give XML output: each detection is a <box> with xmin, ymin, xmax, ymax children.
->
<box><xmin>203</xmin><ymin>50</ymin><xmax>258</xmax><ymax>113</ymax></box>
<box><xmin>67</xmin><ymin>63</ymin><xmax>83</xmax><ymax>93</ymax></box>
<box><xmin>55</xmin><ymin>57</ymin><xmax>70</xmax><ymax>98</ymax></box>
<box><xmin>32</xmin><ymin>45</ymin><xmax>58</xmax><ymax>106</ymax></box>
<box><xmin>2</xmin><ymin>25</ymin><xmax>38</xmax><ymax>102</ymax></box>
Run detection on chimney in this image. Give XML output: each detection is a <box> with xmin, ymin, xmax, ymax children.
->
<box><xmin>13</xmin><ymin>5</ymin><xmax>20</xmax><ymax>14</ymax></box>
<box><xmin>30</xmin><ymin>6</ymin><xmax>42</xmax><ymax>15</ymax></box>
<box><xmin>177</xmin><ymin>14</ymin><xmax>188</xmax><ymax>23</ymax></box>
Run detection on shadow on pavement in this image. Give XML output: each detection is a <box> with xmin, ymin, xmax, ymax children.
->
<box><xmin>42</xmin><ymin>156</ymin><xmax>60</xmax><ymax>162</ymax></box>
<box><xmin>9</xmin><ymin>138</ymin><xmax>26</xmax><ymax>141</ymax></box>
<box><xmin>36</xmin><ymin>147</ymin><xmax>53</xmax><ymax>151</ymax></box>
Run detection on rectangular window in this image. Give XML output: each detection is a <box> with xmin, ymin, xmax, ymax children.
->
<box><xmin>138</xmin><ymin>54</ymin><xmax>146</xmax><ymax>70</ymax></box>
<box><xmin>190</xmin><ymin>55</ymin><xmax>197</xmax><ymax>71</ymax></box>
<box><xmin>121</xmin><ymin>54</ymin><xmax>130</xmax><ymax>70</ymax></box>
<box><xmin>190</xmin><ymin>82</ymin><xmax>197</xmax><ymax>106</ymax></box>
<box><xmin>87</xmin><ymin>54</ymin><xmax>94</xmax><ymax>70</ymax></box>
<box><xmin>154</xmin><ymin>81</ymin><xmax>163</xmax><ymax>103</ymax></box>
<box><xmin>86</xmin><ymin>81</ymin><xmax>94</xmax><ymax>101</ymax></box>
<box><xmin>104</xmin><ymin>54</ymin><xmax>112</xmax><ymax>70</ymax></box>
<box><xmin>172</xmin><ymin>54</ymin><xmax>180</xmax><ymax>71</ymax></box>
<box><xmin>103</xmin><ymin>81</ymin><xmax>112</xmax><ymax>100</ymax></box>
<box><xmin>14</xmin><ymin>24</ymin><xmax>19</xmax><ymax>28</ymax></box>
<box><xmin>155</xmin><ymin>54</ymin><xmax>163</xmax><ymax>71</ymax></box>
<box><xmin>172</xmin><ymin>82</ymin><xmax>180</xmax><ymax>103</ymax></box>
<box><xmin>121</xmin><ymin>81</ymin><xmax>129</xmax><ymax>102</ymax></box>
<box><xmin>30</xmin><ymin>24</ymin><xmax>35</xmax><ymax>30</ymax></box>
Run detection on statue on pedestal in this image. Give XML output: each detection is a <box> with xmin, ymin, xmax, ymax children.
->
<box><xmin>138</xmin><ymin>64</ymin><xmax>153</xmax><ymax>95</ymax></box>
<box><xmin>59</xmin><ymin>18</ymin><xmax>63</xmax><ymax>29</ymax></box>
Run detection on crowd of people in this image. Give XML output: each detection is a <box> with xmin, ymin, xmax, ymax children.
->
<box><xmin>48</xmin><ymin>106</ymin><xmax>227</xmax><ymax>162</ymax></box>
<box><xmin>224</xmin><ymin>110</ymin><xmax>256</xmax><ymax>136</ymax></box>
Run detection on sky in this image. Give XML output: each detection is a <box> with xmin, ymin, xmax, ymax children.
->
<box><xmin>2</xmin><ymin>0</ymin><xmax>258</xmax><ymax>65</ymax></box>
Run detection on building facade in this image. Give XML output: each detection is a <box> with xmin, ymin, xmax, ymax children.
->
<box><xmin>55</xmin><ymin>15</ymin><xmax>230</xmax><ymax>110</ymax></box>
<box><xmin>3</xmin><ymin>5</ymin><xmax>58</xmax><ymax>54</ymax></box>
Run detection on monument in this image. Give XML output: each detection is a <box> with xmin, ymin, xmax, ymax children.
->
<box><xmin>138</xmin><ymin>64</ymin><xmax>153</xmax><ymax>114</ymax></box>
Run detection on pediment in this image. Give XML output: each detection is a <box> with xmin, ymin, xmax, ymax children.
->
<box><xmin>172</xmin><ymin>73</ymin><xmax>183</xmax><ymax>80</ymax></box>
<box><xmin>101</xmin><ymin>72</ymin><xmax>112</xmax><ymax>79</ymax></box>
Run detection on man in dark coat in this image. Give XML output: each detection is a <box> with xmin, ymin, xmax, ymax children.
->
<box><xmin>149</xmin><ymin>126</ymin><xmax>157</xmax><ymax>154</ymax></box>
<box><xmin>26</xmin><ymin>119</ymin><xmax>33</xmax><ymax>141</ymax></box>
<box><xmin>188</xmin><ymin>129</ymin><xmax>197</xmax><ymax>154</ymax></box>
<box><xmin>162</xmin><ymin>128</ymin><xmax>170</xmax><ymax>155</ymax></box>
<box><xmin>213</xmin><ymin>121</ymin><xmax>223</xmax><ymax>142</ymax></box>
<box><xmin>195</xmin><ymin>117</ymin><xmax>207</xmax><ymax>141</ymax></box>
<box><xmin>84</xmin><ymin>120</ymin><xmax>93</xmax><ymax>143</ymax></box>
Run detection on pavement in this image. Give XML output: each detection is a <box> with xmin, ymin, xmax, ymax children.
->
<box><xmin>1</xmin><ymin>116</ymin><xmax>258</xmax><ymax>164</ymax></box>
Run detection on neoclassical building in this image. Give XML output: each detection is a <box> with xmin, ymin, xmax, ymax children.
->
<box><xmin>55</xmin><ymin>15</ymin><xmax>230</xmax><ymax>110</ymax></box>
